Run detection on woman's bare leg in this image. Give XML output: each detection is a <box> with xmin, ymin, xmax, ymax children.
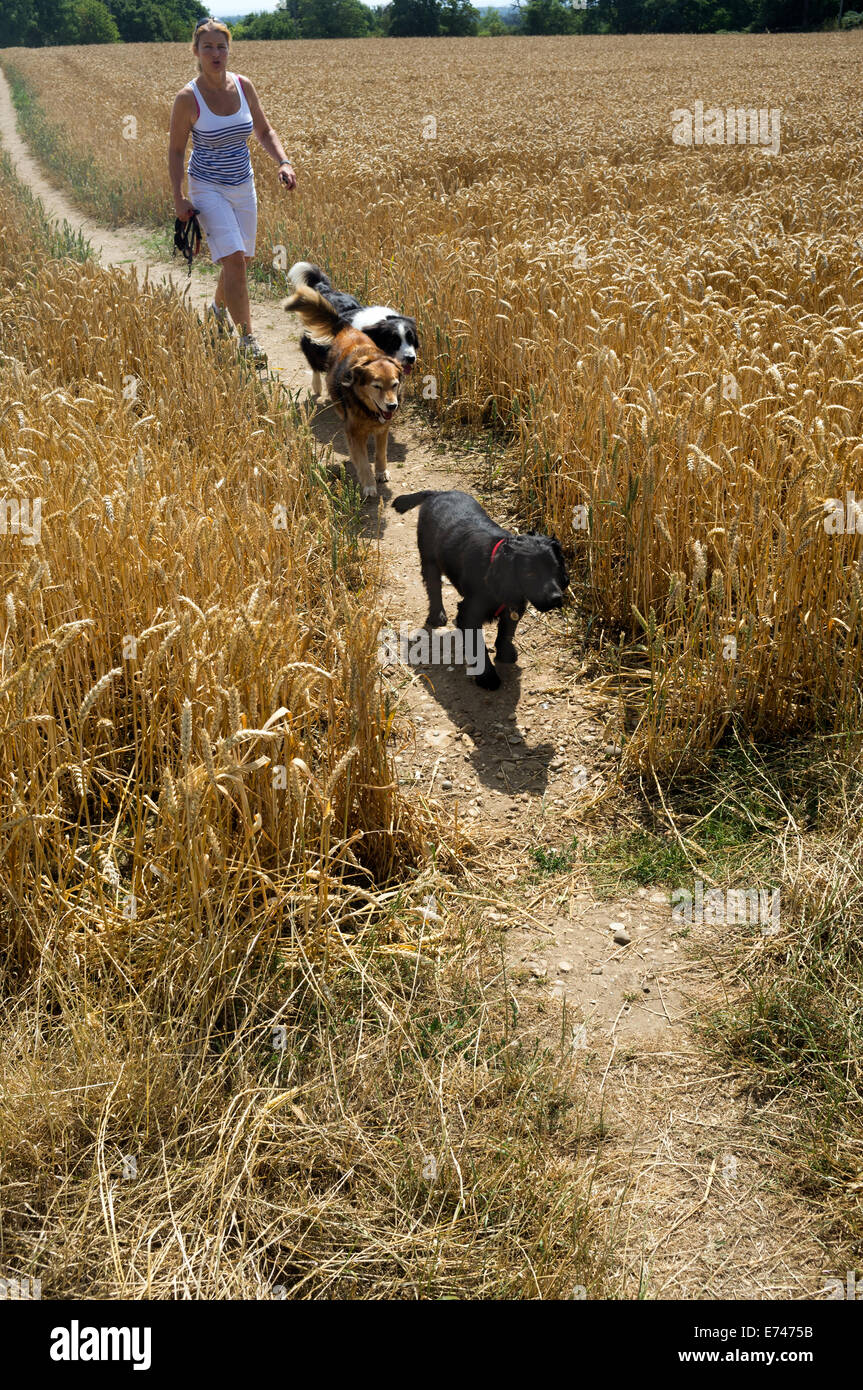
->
<box><xmin>219</xmin><ymin>250</ymin><xmax>252</xmax><ymax>335</ymax></box>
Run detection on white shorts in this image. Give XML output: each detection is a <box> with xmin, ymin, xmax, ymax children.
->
<box><xmin>187</xmin><ymin>174</ymin><xmax>257</xmax><ymax>262</ymax></box>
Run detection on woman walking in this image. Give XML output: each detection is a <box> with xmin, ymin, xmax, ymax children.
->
<box><xmin>169</xmin><ymin>17</ymin><xmax>296</xmax><ymax>363</ymax></box>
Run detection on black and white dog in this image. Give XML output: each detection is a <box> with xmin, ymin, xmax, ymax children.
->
<box><xmin>393</xmin><ymin>490</ymin><xmax>568</xmax><ymax>690</ymax></box>
<box><xmin>287</xmin><ymin>262</ymin><xmax>418</xmax><ymax>396</ymax></box>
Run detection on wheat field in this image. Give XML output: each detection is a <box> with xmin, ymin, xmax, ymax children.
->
<box><xmin>4</xmin><ymin>33</ymin><xmax>862</xmax><ymax>767</ymax></box>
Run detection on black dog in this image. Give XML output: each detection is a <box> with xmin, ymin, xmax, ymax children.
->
<box><xmin>392</xmin><ymin>489</ymin><xmax>568</xmax><ymax>690</ymax></box>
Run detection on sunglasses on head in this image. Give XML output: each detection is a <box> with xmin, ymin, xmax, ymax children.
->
<box><xmin>195</xmin><ymin>17</ymin><xmax>219</xmax><ymax>30</ymax></box>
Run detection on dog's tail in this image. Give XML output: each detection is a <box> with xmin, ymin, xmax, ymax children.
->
<box><xmin>283</xmin><ymin>282</ymin><xmax>342</xmax><ymax>343</ymax></box>
<box><xmin>288</xmin><ymin>260</ymin><xmax>328</xmax><ymax>293</ymax></box>
<box><xmin>393</xmin><ymin>491</ymin><xmax>437</xmax><ymax>514</ymax></box>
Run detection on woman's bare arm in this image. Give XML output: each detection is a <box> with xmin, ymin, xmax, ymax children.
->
<box><xmin>240</xmin><ymin>77</ymin><xmax>296</xmax><ymax>188</ymax></box>
<box><xmin>168</xmin><ymin>90</ymin><xmax>196</xmax><ymax>216</ymax></box>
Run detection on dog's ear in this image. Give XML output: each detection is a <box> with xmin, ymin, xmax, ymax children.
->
<box><xmin>550</xmin><ymin>537</ymin><xmax>569</xmax><ymax>585</ymax></box>
<box><xmin>489</xmin><ymin>538</ymin><xmax>525</xmax><ymax>605</ymax></box>
<box><xmin>341</xmin><ymin>368</ymin><xmax>354</xmax><ymax>388</ymax></box>
<box><xmin>487</xmin><ymin>535</ymin><xmax>511</xmax><ymax>573</ymax></box>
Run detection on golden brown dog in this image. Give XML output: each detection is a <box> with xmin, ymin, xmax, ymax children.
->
<box><xmin>284</xmin><ymin>282</ymin><xmax>403</xmax><ymax>500</ymax></box>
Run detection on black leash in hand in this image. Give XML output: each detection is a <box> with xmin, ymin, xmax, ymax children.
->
<box><xmin>173</xmin><ymin>213</ymin><xmax>202</xmax><ymax>276</ymax></box>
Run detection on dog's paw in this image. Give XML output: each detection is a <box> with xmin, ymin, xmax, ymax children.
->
<box><xmin>375</xmin><ymin>469</ymin><xmax>390</xmax><ymax>484</ymax></box>
<box><xmin>425</xmin><ymin>609</ymin><xmax>447</xmax><ymax>629</ymax></box>
<box><xmin>496</xmin><ymin>643</ymin><xmax>518</xmax><ymax>664</ymax></box>
<box><xmin>361</xmin><ymin>485</ymin><xmax>378</xmax><ymax>500</ymax></box>
<box><xmin>475</xmin><ymin>666</ymin><xmax>502</xmax><ymax>691</ymax></box>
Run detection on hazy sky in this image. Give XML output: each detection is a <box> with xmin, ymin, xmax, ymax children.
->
<box><xmin>213</xmin><ymin>2</ymin><xmax>299</xmax><ymax>11</ymax></box>
<box><xmin>211</xmin><ymin>2</ymin><xmax>386</xmax><ymax>11</ymax></box>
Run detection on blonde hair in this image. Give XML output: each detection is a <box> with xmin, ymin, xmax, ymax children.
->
<box><xmin>191</xmin><ymin>18</ymin><xmax>231</xmax><ymax>73</ymax></box>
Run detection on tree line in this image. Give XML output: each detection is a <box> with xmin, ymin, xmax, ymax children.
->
<box><xmin>4</xmin><ymin>0</ymin><xmax>207</xmax><ymax>45</ymax></box>
<box><xmin>2</xmin><ymin>0</ymin><xmax>856</xmax><ymax>46</ymax></box>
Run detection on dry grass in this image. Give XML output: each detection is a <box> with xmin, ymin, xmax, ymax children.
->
<box><xmin>0</xmin><ymin>904</ymin><xmax>610</xmax><ymax>1299</ymax></box>
<box><xmin>601</xmin><ymin>729</ymin><xmax>863</xmax><ymax>1255</ymax></box>
<box><xmin>697</xmin><ymin>742</ymin><xmax>863</xmax><ymax>1251</ymax></box>
<box><xmin>3</xmin><ymin>34</ymin><xmax>863</xmax><ymax>766</ymax></box>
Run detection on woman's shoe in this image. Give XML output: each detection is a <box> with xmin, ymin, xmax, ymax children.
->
<box><xmin>206</xmin><ymin>302</ymin><xmax>233</xmax><ymax>337</ymax></box>
<box><xmin>239</xmin><ymin>333</ymin><xmax>267</xmax><ymax>365</ymax></box>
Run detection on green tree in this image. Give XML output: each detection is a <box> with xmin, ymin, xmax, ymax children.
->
<box><xmin>106</xmin><ymin>0</ymin><xmax>206</xmax><ymax>43</ymax></box>
<box><xmin>232</xmin><ymin>10</ymin><xmax>300</xmax><ymax>38</ymax></box>
<box><xmin>4</xmin><ymin>0</ymin><xmax>74</xmax><ymax>44</ymax></box>
<box><xmin>234</xmin><ymin>0</ymin><xmax>378</xmax><ymax>38</ymax></box>
<box><xmin>296</xmin><ymin>0</ymin><xmax>376</xmax><ymax>36</ymax></box>
<box><xmin>3</xmin><ymin>0</ymin><xmax>36</xmax><ymax>44</ymax></box>
<box><xmin>478</xmin><ymin>8</ymin><xmax>510</xmax><ymax>31</ymax></box>
<box><xmin>521</xmin><ymin>0</ymin><xmax>582</xmax><ymax>31</ymax></box>
<box><xmin>439</xmin><ymin>0</ymin><xmax>480</xmax><ymax>31</ymax></box>
<box><xmin>754</xmin><ymin>0</ymin><xmax>838</xmax><ymax>25</ymax></box>
<box><xmin>385</xmin><ymin>0</ymin><xmax>442</xmax><ymax>35</ymax></box>
<box><xmin>72</xmin><ymin>0</ymin><xmax>121</xmax><ymax>39</ymax></box>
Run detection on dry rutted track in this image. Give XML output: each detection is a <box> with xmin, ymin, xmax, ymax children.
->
<box><xmin>0</xmin><ymin>66</ymin><xmax>835</xmax><ymax>1299</ymax></box>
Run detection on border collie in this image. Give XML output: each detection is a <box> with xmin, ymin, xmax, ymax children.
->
<box><xmin>287</xmin><ymin>262</ymin><xmax>418</xmax><ymax>385</ymax></box>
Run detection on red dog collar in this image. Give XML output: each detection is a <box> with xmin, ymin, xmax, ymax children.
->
<box><xmin>490</xmin><ymin>539</ymin><xmax>506</xmax><ymax>616</ymax></box>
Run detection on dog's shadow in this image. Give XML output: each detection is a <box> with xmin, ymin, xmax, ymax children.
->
<box><xmin>302</xmin><ymin>386</ymin><xmax>555</xmax><ymax>795</ymax></box>
<box><xmin>303</xmin><ymin>392</ymin><xmax>402</xmax><ymax>537</ymax></box>
<box><xmin>407</xmin><ymin>655</ymin><xmax>555</xmax><ymax>796</ymax></box>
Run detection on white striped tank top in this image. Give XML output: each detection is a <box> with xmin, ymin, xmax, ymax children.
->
<box><xmin>187</xmin><ymin>73</ymin><xmax>253</xmax><ymax>186</ymax></box>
